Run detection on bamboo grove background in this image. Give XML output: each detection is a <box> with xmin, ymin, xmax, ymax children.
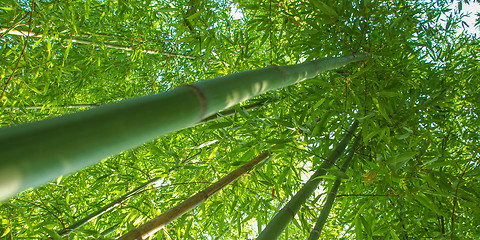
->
<box><xmin>1</xmin><ymin>0</ymin><xmax>480</xmax><ymax>239</ymax></box>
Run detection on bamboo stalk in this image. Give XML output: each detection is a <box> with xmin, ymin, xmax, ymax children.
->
<box><xmin>5</xmin><ymin>104</ymin><xmax>99</xmax><ymax>110</ymax></box>
<box><xmin>117</xmin><ymin>151</ymin><xmax>271</xmax><ymax>240</ymax></box>
<box><xmin>256</xmin><ymin>120</ymin><xmax>359</xmax><ymax>240</ymax></box>
<box><xmin>0</xmin><ymin>54</ymin><xmax>370</xmax><ymax>201</ymax></box>
<box><xmin>57</xmin><ymin>177</ymin><xmax>161</xmax><ymax>237</ymax></box>
<box><xmin>3</xmin><ymin>101</ymin><xmax>264</xmax><ymax>118</ymax></box>
<box><xmin>308</xmin><ymin>133</ymin><xmax>361</xmax><ymax>240</ymax></box>
<box><xmin>0</xmin><ymin>26</ymin><xmax>194</xmax><ymax>59</ymax></box>
<box><xmin>58</xmin><ymin>152</ymin><xmax>201</xmax><ymax>237</ymax></box>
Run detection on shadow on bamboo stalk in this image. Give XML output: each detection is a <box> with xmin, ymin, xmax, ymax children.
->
<box><xmin>256</xmin><ymin>120</ymin><xmax>359</xmax><ymax>240</ymax></box>
<box><xmin>117</xmin><ymin>151</ymin><xmax>271</xmax><ymax>240</ymax></box>
<box><xmin>3</xmin><ymin>101</ymin><xmax>266</xmax><ymax>116</ymax></box>
<box><xmin>308</xmin><ymin>132</ymin><xmax>362</xmax><ymax>240</ymax></box>
<box><xmin>0</xmin><ymin>54</ymin><xmax>370</xmax><ymax>201</ymax></box>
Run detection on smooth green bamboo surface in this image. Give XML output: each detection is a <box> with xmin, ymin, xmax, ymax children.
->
<box><xmin>118</xmin><ymin>152</ymin><xmax>271</xmax><ymax>240</ymax></box>
<box><xmin>256</xmin><ymin>120</ymin><xmax>359</xmax><ymax>240</ymax></box>
<box><xmin>308</xmin><ymin>133</ymin><xmax>361</xmax><ymax>240</ymax></box>
<box><xmin>0</xmin><ymin>54</ymin><xmax>370</xmax><ymax>201</ymax></box>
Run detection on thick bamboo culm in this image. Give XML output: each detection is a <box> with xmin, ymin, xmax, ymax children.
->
<box><xmin>256</xmin><ymin>120</ymin><xmax>359</xmax><ymax>240</ymax></box>
<box><xmin>118</xmin><ymin>152</ymin><xmax>270</xmax><ymax>240</ymax></box>
<box><xmin>0</xmin><ymin>54</ymin><xmax>370</xmax><ymax>201</ymax></box>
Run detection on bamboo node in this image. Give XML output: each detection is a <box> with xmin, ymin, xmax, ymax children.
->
<box><xmin>270</xmin><ymin>65</ymin><xmax>286</xmax><ymax>88</ymax></box>
<box><xmin>284</xmin><ymin>206</ymin><xmax>296</xmax><ymax>218</ymax></box>
<box><xmin>182</xmin><ymin>84</ymin><xmax>207</xmax><ymax>122</ymax></box>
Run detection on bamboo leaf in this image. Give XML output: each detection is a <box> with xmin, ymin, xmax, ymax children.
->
<box><xmin>414</xmin><ymin>193</ymin><xmax>445</xmax><ymax>216</ymax></box>
<box><xmin>0</xmin><ymin>6</ymin><xmax>14</xmax><ymax>10</ymax></box>
<box><xmin>388</xmin><ymin>151</ymin><xmax>418</xmax><ymax>165</ymax></box>
<box><xmin>377</xmin><ymin>91</ymin><xmax>398</xmax><ymax>98</ymax></box>
<box><xmin>373</xmin><ymin>97</ymin><xmax>392</xmax><ymax>124</ymax></box>
<box><xmin>390</xmin><ymin>230</ymin><xmax>400</xmax><ymax>240</ymax></box>
<box><xmin>0</xmin><ymin>227</ymin><xmax>10</xmax><ymax>238</ymax></box>
<box><xmin>42</xmin><ymin>227</ymin><xmax>63</xmax><ymax>240</ymax></box>
<box><xmin>325</xmin><ymin>168</ymin><xmax>348</xmax><ymax>180</ymax></box>
<box><xmin>191</xmin><ymin>140</ymin><xmax>218</xmax><ymax>149</ymax></box>
<box><xmin>359</xmin><ymin>215</ymin><xmax>372</xmax><ymax>237</ymax></box>
<box><xmin>355</xmin><ymin>216</ymin><xmax>363</xmax><ymax>240</ymax></box>
<box><xmin>63</xmin><ymin>37</ymin><xmax>73</xmax><ymax>62</ymax></box>
<box><xmin>186</xmin><ymin>10</ymin><xmax>205</xmax><ymax>20</ymax></box>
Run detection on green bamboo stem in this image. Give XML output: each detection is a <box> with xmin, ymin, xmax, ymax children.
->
<box><xmin>0</xmin><ymin>53</ymin><xmax>370</xmax><ymax>201</ymax></box>
<box><xmin>58</xmin><ymin>152</ymin><xmax>201</xmax><ymax>237</ymax></box>
<box><xmin>3</xmin><ymin>101</ymin><xmax>263</xmax><ymax>116</ymax></box>
<box><xmin>57</xmin><ymin>177</ymin><xmax>161</xmax><ymax>237</ymax></box>
<box><xmin>117</xmin><ymin>151</ymin><xmax>271</xmax><ymax>240</ymax></box>
<box><xmin>5</xmin><ymin>104</ymin><xmax>99</xmax><ymax>110</ymax></box>
<box><xmin>0</xmin><ymin>26</ymin><xmax>193</xmax><ymax>58</ymax></box>
<box><xmin>256</xmin><ymin>120</ymin><xmax>359</xmax><ymax>240</ymax></box>
<box><xmin>308</xmin><ymin>133</ymin><xmax>362</xmax><ymax>240</ymax></box>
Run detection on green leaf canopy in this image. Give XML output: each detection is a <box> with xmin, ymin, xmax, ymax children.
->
<box><xmin>0</xmin><ymin>0</ymin><xmax>479</xmax><ymax>239</ymax></box>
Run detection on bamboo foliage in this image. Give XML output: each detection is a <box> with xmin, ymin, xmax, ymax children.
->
<box><xmin>2</xmin><ymin>0</ymin><xmax>479</xmax><ymax>238</ymax></box>
<box><xmin>118</xmin><ymin>151</ymin><xmax>271</xmax><ymax>240</ymax></box>
<box><xmin>308</xmin><ymin>133</ymin><xmax>362</xmax><ymax>240</ymax></box>
<box><xmin>256</xmin><ymin>120</ymin><xmax>359</xmax><ymax>240</ymax></box>
<box><xmin>0</xmin><ymin>53</ymin><xmax>370</xmax><ymax>201</ymax></box>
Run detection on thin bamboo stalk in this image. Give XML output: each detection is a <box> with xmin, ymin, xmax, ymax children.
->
<box><xmin>307</xmin><ymin>133</ymin><xmax>362</xmax><ymax>240</ymax></box>
<box><xmin>57</xmin><ymin>152</ymin><xmax>202</xmax><ymax>237</ymax></box>
<box><xmin>0</xmin><ymin>26</ymin><xmax>194</xmax><ymax>58</ymax></box>
<box><xmin>117</xmin><ymin>151</ymin><xmax>271</xmax><ymax>240</ymax></box>
<box><xmin>256</xmin><ymin>120</ymin><xmax>359</xmax><ymax>240</ymax></box>
<box><xmin>0</xmin><ymin>54</ymin><xmax>370</xmax><ymax>201</ymax></box>
<box><xmin>57</xmin><ymin>177</ymin><xmax>161</xmax><ymax>237</ymax></box>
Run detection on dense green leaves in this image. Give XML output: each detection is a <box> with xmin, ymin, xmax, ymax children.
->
<box><xmin>1</xmin><ymin>0</ymin><xmax>479</xmax><ymax>239</ymax></box>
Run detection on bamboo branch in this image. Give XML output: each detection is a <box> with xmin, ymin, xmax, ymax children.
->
<box><xmin>117</xmin><ymin>151</ymin><xmax>271</xmax><ymax>240</ymax></box>
<box><xmin>256</xmin><ymin>120</ymin><xmax>359</xmax><ymax>240</ymax></box>
<box><xmin>0</xmin><ymin>15</ymin><xmax>29</xmax><ymax>39</ymax></box>
<box><xmin>1</xmin><ymin>5</ymin><xmax>35</xmax><ymax>101</ymax></box>
<box><xmin>450</xmin><ymin>144</ymin><xmax>480</xmax><ymax>239</ymax></box>
<box><xmin>335</xmin><ymin>194</ymin><xmax>393</xmax><ymax>198</ymax></box>
<box><xmin>0</xmin><ymin>54</ymin><xmax>370</xmax><ymax>201</ymax></box>
<box><xmin>308</xmin><ymin>133</ymin><xmax>361</xmax><ymax>240</ymax></box>
<box><xmin>200</xmin><ymin>101</ymin><xmax>266</xmax><ymax>123</ymax></box>
<box><xmin>0</xmin><ymin>26</ymin><xmax>194</xmax><ymax>59</ymax></box>
<box><xmin>57</xmin><ymin>177</ymin><xmax>161</xmax><ymax>237</ymax></box>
